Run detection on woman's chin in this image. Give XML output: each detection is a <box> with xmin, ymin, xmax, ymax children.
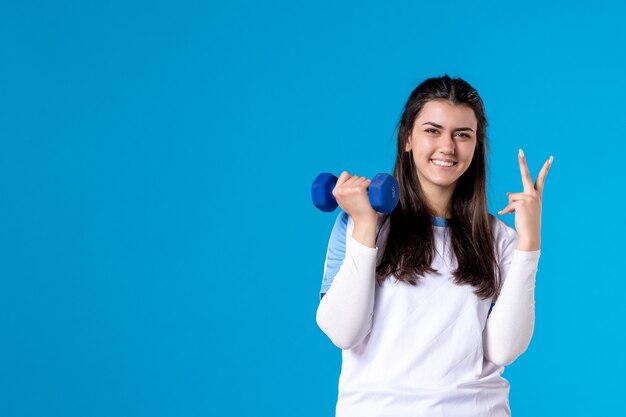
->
<box><xmin>427</xmin><ymin>177</ymin><xmax>459</xmax><ymax>189</ymax></box>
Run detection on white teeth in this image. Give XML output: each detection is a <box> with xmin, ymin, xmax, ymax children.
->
<box><xmin>431</xmin><ymin>159</ymin><xmax>455</xmax><ymax>167</ymax></box>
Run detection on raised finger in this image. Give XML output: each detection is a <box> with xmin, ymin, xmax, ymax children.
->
<box><xmin>518</xmin><ymin>149</ymin><xmax>534</xmax><ymax>193</ymax></box>
<box><xmin>535</xmin><ymin>156</ymin><xmax>553</xmax><ymax>194</ymax></box>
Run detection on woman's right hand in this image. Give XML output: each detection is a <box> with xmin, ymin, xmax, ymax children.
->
<box><xmin>332</xmin><ymin>171</ymin><xmax>378</xmax><ymax>225</ymax></box>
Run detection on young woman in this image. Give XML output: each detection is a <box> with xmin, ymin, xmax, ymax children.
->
<box><xmin>316</xmin><ymin>75</ymin><xmax>552</xmax><ymax>416</ymax></box>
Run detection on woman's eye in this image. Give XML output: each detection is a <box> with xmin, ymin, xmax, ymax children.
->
<box><xmin>456</xmin><ymin>133</ymin><xmax>470</xmax><ymax>138</ymax></box>
<box><xmin>426</xmin><ymin>128</ymin><xmax>438</xmax><ymax>134</ymax></box>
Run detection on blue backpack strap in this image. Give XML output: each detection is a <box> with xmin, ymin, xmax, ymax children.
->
<box><xmin>320</xmin><ymin>212</ymin><xmax>349</xmax><ymax>300</ymax></box>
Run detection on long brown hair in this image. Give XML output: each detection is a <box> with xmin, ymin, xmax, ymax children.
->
<box><xmin>376</xmin><ymin>75</ymin><xmax>501</xmax><ymax>300</ymax></box>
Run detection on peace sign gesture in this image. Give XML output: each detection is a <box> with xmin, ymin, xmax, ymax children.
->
<box><xmin>497</xmin><ymin>149</ymin><xmax>554</xmax><ymax>251</ymax></box>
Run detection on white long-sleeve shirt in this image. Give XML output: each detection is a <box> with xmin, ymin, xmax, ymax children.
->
<box><xmin>316</xmin><ymin>212</ymin><xmax>540</xmax><ymax>417</ymax></box>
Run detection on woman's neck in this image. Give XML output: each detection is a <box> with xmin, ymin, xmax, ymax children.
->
<box><xmin>421</xmin><ymin>183</ymin><xmax>455</xmax><ymax>218</ymax></box>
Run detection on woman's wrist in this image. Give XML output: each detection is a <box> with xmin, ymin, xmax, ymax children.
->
<box><xmin>516</xmin><ymin>237</ymin><xmax>540</xmax><ymax>251</ymax></box>
<box><xmin>352</xmin><ymin>217</ymin><xmax>377</xmax><ymax>248</ymax></box>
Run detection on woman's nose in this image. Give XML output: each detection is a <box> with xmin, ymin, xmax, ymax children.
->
<box><xmin>438</xmin><ymin>134</ymin><xmax>456</xmax><ymax>154</ymax></box>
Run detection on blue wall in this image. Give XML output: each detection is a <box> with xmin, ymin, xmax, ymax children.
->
<box><xmin>1</xmin><ymin>0</ymin><xmax>624</xmax><ymax>415</ymax></box>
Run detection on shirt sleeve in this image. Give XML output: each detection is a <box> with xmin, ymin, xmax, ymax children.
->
<box><xmin>315</xmin><ymin>212</ymin><xmax>378</xmax><ymax>350</ymax></box>
<box><xmin>483</xmin><ymin>222</ymin><xmax>541</xmax><ymax>367</ymax></box>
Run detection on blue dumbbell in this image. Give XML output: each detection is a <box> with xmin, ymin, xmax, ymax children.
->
<box><xmin>311</xmin><ymin>173</ymin><xmax>400</xmax><ymax>213</ymax></box>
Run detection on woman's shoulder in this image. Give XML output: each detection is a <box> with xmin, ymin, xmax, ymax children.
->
<box><xmin>490</xmin><ymin>214</ymin><xmax>518</xmax><ymax>247</ymax></box>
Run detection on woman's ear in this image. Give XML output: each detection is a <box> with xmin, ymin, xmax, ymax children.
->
<box><xmin>405</xmin><ymin>137</ymin><xmax>412</xmax><ymax>152</ymax></box>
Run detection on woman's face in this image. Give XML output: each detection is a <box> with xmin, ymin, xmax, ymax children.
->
<box><xmin>405</xmin><ymin>99</ymin><xmax>478</xmax><ymax>193</ymax></box>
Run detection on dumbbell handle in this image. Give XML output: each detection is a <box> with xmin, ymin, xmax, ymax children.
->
<box><xmin>311</xmin><ymin>172</ymin><xmax>399</xmax><ymax>213</ymax></box>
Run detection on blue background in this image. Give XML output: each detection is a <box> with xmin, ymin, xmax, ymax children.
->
<box><xmin>1</xmin><ymin>0</ymin><xmax>625</xmax><ymax>416</ymax></box>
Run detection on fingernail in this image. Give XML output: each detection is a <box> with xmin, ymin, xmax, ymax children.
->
<box><xmin>519</xmin><ymin>149</ymin><xmax>524</xmax><ymax>157</ymax></box>
<box><xmin>549</xmin><ymin>155</ymin><xmax>554</xmax><ymax>165</ymax></box>
<box><xmin>497</xmin><ymin>210</ymin><xmax>502</xmax><ymax>215</ymax></box>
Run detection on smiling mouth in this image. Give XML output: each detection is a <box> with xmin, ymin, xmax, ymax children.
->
<box><xmin>430</xmin><ymin>159</ymin><xmax>457</xmax><ymax>167</ymax></box>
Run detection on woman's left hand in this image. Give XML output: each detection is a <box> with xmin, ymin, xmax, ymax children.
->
<box><xmin>498</xmin><ymin>149</ymin><xmax>553</xmax><ymax>251</ymax></box>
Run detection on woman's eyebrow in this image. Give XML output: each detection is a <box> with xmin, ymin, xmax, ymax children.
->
<box><xmin>422</xmin><ymin>122</ymin><xmax>474</xmax><ymax>132</ymax></box>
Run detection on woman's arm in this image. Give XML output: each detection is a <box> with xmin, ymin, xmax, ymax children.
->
<box><xmin>316</xmin><ymin>215</ymin><xmax>378</xmax><ymax>350</ymax></box>
<box><xmin>485</xmin><ymin>150</ymin><xmax>552</xmax><ymax>366</ymax></box>
<box><xmin>483</xmin><ymin>248</ymin><xmax>540</xmax><ymax>367</ymax></box>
